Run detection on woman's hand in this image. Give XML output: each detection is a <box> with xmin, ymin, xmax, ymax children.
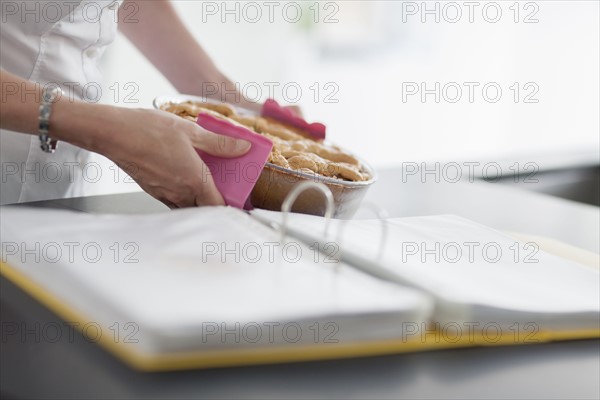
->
<box><xmin>1</xmin><ymin>71</ymin><xmax>252</xmax><ymax>209</ymax></box>
<box><xmin>109</xmin><ymin>108</ymin><xmax>251</xmax><ymax>208</ymax></box>
<box><xmin>52</xmin><ymin>102</ymin><xmax>251</xmax><ymax>208</ymax></box>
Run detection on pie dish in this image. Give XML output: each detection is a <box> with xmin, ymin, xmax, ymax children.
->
<box><xmin>153</xmin><ymin>95</ymin><xmax>376</xmax><ymax>218</ymax></box>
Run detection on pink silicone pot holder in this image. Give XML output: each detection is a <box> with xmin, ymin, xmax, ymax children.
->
<box><xmin>261</xmin><ymin>99</ymin><xmax>326</xmax><ymax>140</ymax></box>
<box><xmin>196</xmin><ymin>113</ymin><xmax>273</xmax><ymax>210</ymax></box>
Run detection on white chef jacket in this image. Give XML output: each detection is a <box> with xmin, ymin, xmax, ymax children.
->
<box><xmin>0</xmin><ymin>0</ymin><xmax>122</xmax><ymax>205</ymax></box>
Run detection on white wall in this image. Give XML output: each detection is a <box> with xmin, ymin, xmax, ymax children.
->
<box><xmin>88</xmin><ymin>0</ymin><xmax>600</xmax><ymax>195</ymax></box>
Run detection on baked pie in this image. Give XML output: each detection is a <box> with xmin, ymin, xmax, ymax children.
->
<box><xmin>161</xmin><ymin>101</ymin><xmax>370</xmax><ymax>182</ymax></box>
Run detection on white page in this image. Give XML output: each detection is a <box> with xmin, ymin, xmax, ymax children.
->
<box><xmin>252</xmin><ymin>209</ymin><xmax>600</xmax><ymax>331</ymax></box>
<box><xmin>0</xmin><ymin>206</ymin><xmax>431</xmax><ymax>354</ymax></box>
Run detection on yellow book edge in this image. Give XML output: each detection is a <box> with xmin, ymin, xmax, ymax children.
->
<box><xmin>1</xmin><ymin>261</ymin><xmax>598</xmax><ymax>372</ymax></box>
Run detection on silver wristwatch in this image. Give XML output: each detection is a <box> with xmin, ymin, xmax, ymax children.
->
<box><xmin>38</xmin><ymin>86</ymin><xmax>63</xmax><ymax>153</ymax></box>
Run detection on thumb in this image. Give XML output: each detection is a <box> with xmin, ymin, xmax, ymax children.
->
<box><xmin>189</xmin><ymin>125</ymin><xmax>252</xmax><ymax>158</ymax></box>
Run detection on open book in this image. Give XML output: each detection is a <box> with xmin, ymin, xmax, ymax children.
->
<box><xmin>1</xmin><ymin>204</ymin><xmax>598</xmax><ymax>371</ymax></box>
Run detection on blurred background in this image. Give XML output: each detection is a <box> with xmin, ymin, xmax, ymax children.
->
<box><xmin>93</xmin><ymin>0</ymin><xmax>599</xmax><ymax>205</ymax></box>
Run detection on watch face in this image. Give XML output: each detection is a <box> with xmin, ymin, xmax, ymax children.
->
<box><xmin>43</xmin><ymin>87</ymin><xmax>60</xmax><ymax>103</ymax></box>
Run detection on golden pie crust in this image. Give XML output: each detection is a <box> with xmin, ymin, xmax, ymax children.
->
<box><xmin>160</xmin><ymin>101</ymin><xmax>370</xmax><ymax>182</ymax></box>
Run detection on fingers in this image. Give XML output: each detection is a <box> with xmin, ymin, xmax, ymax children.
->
<box><xmin>188</xmin><ymin>125</ymin><xmax>252</xmax><ymax>158</ymax></box>
<box><xmin>158</xmin><ymin>185</ymin><xmax>225</xmax><ymax>208</ymax></box>
<box><xmin>159</xmin><ymin>198</ymin><xmax>179</xmax><ymax>210</ymax></box>
<box><xmin>140</xmin><ymin>170</ymin><xmax>225</xmax><ymax>209</ymax></box>
<box><xmin>195</xmin><ymin>190</ymin><xmax>225</xmax><ymax>207</ymax></box>
<box><xmin>193</xmin><ymin>174</ymin><xmax>226</xmax><ymax>207</ymax></box>
<box><xmin>169</xmin><ymin>175</ymin><xmax>226</xmax><ymax>208</ymax></box>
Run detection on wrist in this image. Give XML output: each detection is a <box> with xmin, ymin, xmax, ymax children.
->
<box><xmin>50</xmin><ymin>100</ymin><xmax>121</xmax><ymax>156</ymax></box>
<box><xmin>38</xmin><ymin>86</ymin><xmax>64</xmax><ymax>153</ymax></box>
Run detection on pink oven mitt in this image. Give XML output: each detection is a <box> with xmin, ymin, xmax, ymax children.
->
<box><xmin>196</xmin><ymin>112</ymin><xmax>273</xmax><ymax>210</ymax></box>
<box><xmin>261</xmin><ymin>99</ymin><xmax>326</xmax><ymax>140</ymax></box>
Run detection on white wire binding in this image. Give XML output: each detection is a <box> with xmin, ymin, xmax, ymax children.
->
<box><xmin>279</xmin><ymin>183</ymin><xmax>388</xmax><ymax>273</ymax></box>
<box><xmin>333</xmin><ymin>202</ymin><xmax>389</xmax><ymax>266</ymax></box>
<box><xmin>280</xmin><ymin>181</ymin><xmax>335</xmax><ymax>244</ymax></box>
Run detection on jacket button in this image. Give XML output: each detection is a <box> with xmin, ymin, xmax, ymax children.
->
<box><xmin>85</xmin><ymin>48</ymin><xmax>98</xmax><ymax>58</ymax></box>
